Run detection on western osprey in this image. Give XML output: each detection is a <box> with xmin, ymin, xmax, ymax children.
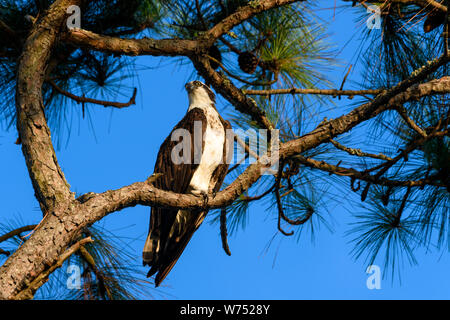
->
<box><xmin>143</xmin><ymin>80</ymin><xmax>232</xmax><ymax>287</ymax></box>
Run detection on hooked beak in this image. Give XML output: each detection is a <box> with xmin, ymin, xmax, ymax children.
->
<box><xmin>185</xmin><ymin>82</ymin><xmax>194</xmax><ymax>92</ymax></box>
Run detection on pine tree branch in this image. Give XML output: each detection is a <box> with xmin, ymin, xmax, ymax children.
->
<box><xmin>330</xmin><ymin>139</ymin><xmax>393</xmax><ymax>161</ymax></box>
<box><xmin>62</xmin><ymin>1</ymin><xmax>302</xmax><ymax>130</ymax></box>
<box><xmin>395</xmin><ymin>105</ymin><xmax>428</xmax><ymax>138</ymax></box>
<box><xmin>64</xmin><ymin>28</ymin><xmax>199</xmax><ymax>56</ymax></box>
<box><xmin>206</xmin><ymin>54</ymin><xmax>279</xmax><ymax>87</ymax></box>
<box><xmin>64</xmin><ymin>0</ymin><xmax>301</xmax><ymax>56</ymax></box>
<box><xmin>293</xmin><ymin>153</ymin><xmax>447</xmax><ymax>188</ymax></box>
<box><xmin>78</xmin><ymin>246</ymin><xmax>113</xmax><ymax>300</ymax></box>
<box><xmin>0</xmin><ymin>225</ymin><xmax>37</xmax><ymax>245</ymax></box>
<box><xmin>13</xmin><ymin>237</ymin><xmax>93</xmax><ymax>300</ymax></box>
<box><xmin>243</xmin><ymin>87</ymin><xmax>384</xmax><ymax>97</ymax></box>
<box><xmin>48</xmin><ymin>80</ymin><xmax>137</xmax><ymax>109</ymax></box>
<box><xmin>241</xmin><ymin>184</ymin><xmax>276</xmax><ymax>202</ymax></box>
<box><xmin>274</xmin><ymin>163</ymin><xmax>294</xmax><ymax>236</ymax></box>
<box><xmin>1</xmin><ymin>0</ymin><xmax>449</xmax><ymax>300</ymax></box>
<box><xmin>220</xmin><ymin>208</ymin><xmax>231</xmax><ymax>256</ymax></box>
<box><xmin>345</xmin><ymin>0</ymin><xmax>447</xmax><ymax>12</ymax></box>
<box><xmin>191</xmin><ymin>54</ymin><xmax>275</xmax><ymax>130</ymax></box>
<box><xmin>0</xmin><ymin>19</ymin><xmax>17</xmax><ymax>38</ymax></box>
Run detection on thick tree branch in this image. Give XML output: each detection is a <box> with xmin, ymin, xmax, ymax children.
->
<box><xmin>13</xmin><ymin>237</ymin><xmax>93</xmax><ymax>300</ymax></box>
<box><xmin>191</xmin><ymin>55</ymin><xmax>274</xmax><ymax>130</ymax></box>
<box><xmin>1</xmin><ymin>0</ymin><xmax>449</xmax><ymax>300</ymax></box>
<box><xmin>244</xmin><ymin>87</ymin><xmax>384</xmax><ymax>97</ymax></box>
<box><xmin>62</xmin><ymin>1</ymin><xmax>302</xmax><ymax>130</ymax></box>
<box><xmin>64</xmin><ymin>0</ymin><xmax>301</xmax><ymax>57</ymax></box>
<box><xmin>64</xmin><ymin>28</ymin><xmax>199</xmax><ymax>56</ymax></box>
<box><xmin>0</xmin><ymin>0</ymin><xmax>83</xmax><ymax>300</ymax></box>
<box><xmin>203</xmin><ymin>0</ymin><xmax>301</xmax><ymax>46</ymax></box>
<box><xmin>14</xmin><ymin>0</ymin><xmax>81</xmax><ymax>215</ymax></box>
<box><xmin>71</xmin><ymin>71</ymin><xmax>450</xmax><ymax>228</ymax></box>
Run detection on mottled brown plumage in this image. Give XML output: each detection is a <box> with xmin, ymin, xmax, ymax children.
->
<box><xmin>143</xmin><ymin>81</ymin><xmax>232</xmax><ymax>287</ymax></box>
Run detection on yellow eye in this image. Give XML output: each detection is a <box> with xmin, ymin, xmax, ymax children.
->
<box><xmin>194</xmin><ymin>81</ymin><xmax>201</xmax><ymax>86</ymax></box>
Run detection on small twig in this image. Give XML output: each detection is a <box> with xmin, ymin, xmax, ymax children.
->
<box><xmin>146</xmin><ymin>173</ymin><xmax>164</xmax><ymax>185</ymax></box>
<box><xmin>48</xmin><ymin>80</ymin><xmax>137</xmax><ymax>109</ymax></box>
<box><xmin>227</xmin><ymin>153</ymin><xmax>249</xmax><ymax>174</ymax></box>
<box><xmin>330</xmin><ymin>139</ymin><xmax>393</xmax><ymax>161</ymax></box>
<box><xmin>241</xmin><ymin>184</ymin><xmax>276</xmax><ymax>202</ymax></box>
<box><xmin>361</xmin><ymin>183</ymin><xmax>371</xmax><ymax>202</ymax></box>
<box><xmin>220</xmin><ymin>208</ymin><xmax>231</xmax><ymax>256</ymax></box>
<box><xmin>79</xmin><ymin>246</ymin><xmax>113</xmax><ymax>300</ymax></box>
<box><xmin>0</xmin><ymin>19</ymin><xmax>17</xmax><ymax>38</ymax></box>
<box><xmin>195</xmin><ymin>0</ymin><xmax>208</xmax><ymax>30</ymax></box>
<box><xmin>274</xmin><ymin>162</ymin><xmax>293</xmax><ymax>236</ymax></box>
<box><xmin>219</xmin><ymin>36</ymin><xmax>242</xmax><ymax>55</ymax></box>
<box><xmin>0</xmin><ymin>225</ymin><xmax>38</xmax><ymax>244</ymax></box>
<box><xmin>338</xmin><ymin>64</ymin><xmax>353</xmax><ymax>100</ymax></box>
<box><xmin>234</xmin><ymin>133</ymin><xmax>260</xmax><ymax>162</ymax></box>
<box><xmin>395</xmin><ymin>105</ymin><xmax>428</xmax><ymax>138</ymax></box>
<box><xmin>394</xmin><ymin>186</ymin><xmax>412</xmax><ymax>224</ymax></box>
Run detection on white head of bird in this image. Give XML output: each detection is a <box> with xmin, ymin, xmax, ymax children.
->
<box><xmin>185</xmin><ymin>80</ymin><xmax>216</xmax><ymax>109</ymax></box>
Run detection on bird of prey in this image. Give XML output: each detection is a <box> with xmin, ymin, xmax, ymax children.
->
<box><xmin>143</xmin><ymin>80</ymin><xmax>232</xmax><ymax>287</ymax></box>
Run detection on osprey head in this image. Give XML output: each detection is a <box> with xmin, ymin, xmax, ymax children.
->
<box><xmin>185</xmin><ymin>80</ymin><xmax>216</xmax><ymax>106</ymax></box>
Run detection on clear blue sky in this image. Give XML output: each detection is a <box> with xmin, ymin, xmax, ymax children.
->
<box><xmin>0</xmin><ymin>3</ymin><xmax>449</xmax><ymax>299</ymax></box>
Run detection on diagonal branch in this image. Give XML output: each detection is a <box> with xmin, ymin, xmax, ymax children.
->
<box><xmin>191</xmin><ymin>54</ymin><xmax>274</xmax><ymax>130</ymax></box>
<box><xmin>13</xmin><ymin>237</ymin><xmax>94</xmax><ymax>300</ymax></box>
<box><xmin>0</xmin><ymin>19</ymin><xmax>17</xmax><ymax>38</ymax></box>
<box><xmin>395</xmin><ymin>105</ymin><xmax>428</xmax><ymax>138</ymax></box>
<box><xmin>1</xmin><ymin>0</ymin><xmax>449</xmax><ymax>300</ymax></box>
<box><xmin>74</xmin><ymin>70</ymin><xmax>450</xmax><ymax>227</ymax></box>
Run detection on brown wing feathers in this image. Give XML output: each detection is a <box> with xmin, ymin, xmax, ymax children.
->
<box><xmin>143</xmin><ymin>108</ymin><xmax>231</xmax><ymax>287</ymax></box>
<box><xmin>143</xmin><ymin>108</ymin><xmax>207</xmax><ymax>283</ymax></box>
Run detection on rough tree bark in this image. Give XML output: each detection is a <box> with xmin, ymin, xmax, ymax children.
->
<box><xmin>0</xmin><ymin>0</ymin><xmax>448</xmax><ymax>299</ymax></box>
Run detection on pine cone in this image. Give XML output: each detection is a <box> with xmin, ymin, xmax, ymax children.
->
<box><xmin>423</xmin><ymin>10</ymin><xmax>446</xmax><ymax>33</ymax></box>
<box><xmin>238</xmin><ymin>51</ymin><xmax>258</xmax><ymax>74</ymax></box>
<box><xmin>208</xmin><ymin>45</ymin><xmax>222</xmax><ymax>70</ymax></box>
